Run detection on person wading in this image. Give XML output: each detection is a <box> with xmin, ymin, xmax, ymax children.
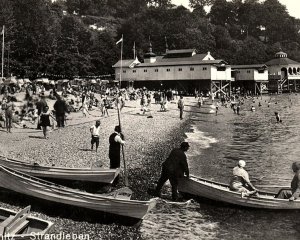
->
<box><xmin>150</xmin><ymin>142</ymin><xmax>190</xmax><ymax>201</ymax></box>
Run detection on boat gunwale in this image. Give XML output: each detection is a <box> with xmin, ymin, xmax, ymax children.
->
<box><xmin>0</xmin><ymin>165</ymin><xmax>156</xmax><ymax>205</ymax></box>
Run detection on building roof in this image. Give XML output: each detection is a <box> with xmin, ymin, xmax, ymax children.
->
<box><xmin>164</xmin><ymin>49</ymin><xmax>196</xmax><ymax>58</ymax></box>
<box><xmin>231</xmin><ymin>64</ymin><xmax>268</xmax><ymax>70</ymax></box>
<box><xmin>112</xmin><ymin>59</ymin><xmax>135</xmax><ymax>68</ymax></box>
<box><xmin>265</xmin><ymin>57</ymin><xmax>300</xmax><ymax>66</ymax></box>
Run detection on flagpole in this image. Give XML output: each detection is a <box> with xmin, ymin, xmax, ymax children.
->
<box><xmin>1</xmin><ymin>25</ymin><xmax>4</xmax><ymax>79</ymax></box>
<box><xmin>119</xmin><ymin>34</ymin><xmax>123</xmax><ymax>88</ymax></box>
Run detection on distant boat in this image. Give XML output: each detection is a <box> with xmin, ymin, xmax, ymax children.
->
<box><xmin>178</xmin><ymin>175</ymin><xmax>300</xmax><ymax>209</ymax></box>
<box><xmin>0</xmin><ymin>156</ymin><xmax>119</xmax><ymax>184</ymax></box>
<box><xmin>0</xmin><ymin>205</ymin><xmax>53</xmax><ymax>240</ymax></box>
<box><xmin>0</xmin><ymin>165</ymin><xmax>156</xmax><ymax>220</ymax></box>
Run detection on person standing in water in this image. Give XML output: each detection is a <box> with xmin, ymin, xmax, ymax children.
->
<box><xmin>274</xmin><ymin>112</ymin><xmax>282</xmax><ymax>123</ymax></box>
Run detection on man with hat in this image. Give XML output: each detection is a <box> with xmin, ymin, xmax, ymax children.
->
<box><xmin>152</xmin><ymin>142</ymin><xmax>190</xmax><ymax>201</ymax></box>
<box><xmin>90</xmin><ymin>120</ymin><xmax>101</xmax><ymax>152</ymax></box>
<box><xmin>109</xmin><ymin>125</ymin><xmax>125</xmax><ymax>169</ymax></box>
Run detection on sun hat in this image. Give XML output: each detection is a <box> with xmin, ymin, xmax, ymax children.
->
<box><xmin>238</xmin><ymin>160</ymin><xmax>246</xmax><ymax>168</ymax></box>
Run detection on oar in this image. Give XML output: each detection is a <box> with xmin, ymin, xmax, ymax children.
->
<box><xmin>116</xmin><ymin>98</ymin><xmax>129</xmax><ymax>187</ymax></box>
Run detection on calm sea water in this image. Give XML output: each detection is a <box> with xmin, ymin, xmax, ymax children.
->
<box><xmin>140</xmin><ymin>94</ymin><xmax>300</xmax><ymax>240</ymax></box>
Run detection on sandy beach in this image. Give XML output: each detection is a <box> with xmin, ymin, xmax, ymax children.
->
<box><xmin>0</xmin><ymin>94</ymin><xmax>194</xmax><ymax>238</ymax></box>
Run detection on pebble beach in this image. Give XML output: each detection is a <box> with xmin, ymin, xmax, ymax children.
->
<box><xmin>0</xmin><ymin>93</ymin><xmax>193</xmax><ymax>239</ymax></box>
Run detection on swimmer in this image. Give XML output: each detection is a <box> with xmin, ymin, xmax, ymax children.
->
<box><xmin>258</xmin><ymin>102</ymin><xmax>262</xmax><ymax>107</ymax></box>
<box><xmin>274</xmin><ymin>112</ymin><xmax>282</xmax><ymax>123</ymax></box>
<box><xmin>251</xmin><ymin>106</ymin><xmax>255</xmax><ymax>112</ymax></box>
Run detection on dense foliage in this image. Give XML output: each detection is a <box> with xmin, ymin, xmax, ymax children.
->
<box><xmin>0</xmin><ymin>0</ymin><xmax>299</xmax><ymax>79</ymax></box>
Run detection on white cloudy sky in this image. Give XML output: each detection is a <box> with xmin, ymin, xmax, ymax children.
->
<box><xmin>172</xmin><ymin>0</ymin><xmax>300</xmax><ymax>19</ymax></box>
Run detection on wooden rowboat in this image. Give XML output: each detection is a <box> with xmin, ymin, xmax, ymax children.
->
<box><xmin>178</xmin><ymin>175</ymin><xmax>300</xmax><ymax>209</ymax></box>
<box><xmin>0</xmin><ymin>206</ymin><xmax>53</xmax><ymax>240</ymax></box>
<box><xmin>0</xmin><ymin>156</ymin><xmax>119</xmax><ymax>184</ymax></box>
<box><xmin>0</xmin><ymin>165</ymin><xmax>156</xmax><ymax>220</ymax></box>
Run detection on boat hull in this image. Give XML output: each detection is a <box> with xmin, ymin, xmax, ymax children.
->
<box><xmin>0</xmin><ymin>156</ymin><xmax>119</xmax><ymax>184</ymax></box>
<box><xmin>178</xmin><ymin>175</ymin><xmax>300</xmax><ymax>209</ymax></box>
<box><xmin>0</xmin><ymin>207</ymin><xmax>53</xmax><ymax>240</ymax></box>
<box><xmin>0</xmin><ymin>166</ymin><xmax>156</xmax><ymax>220</ymax></box>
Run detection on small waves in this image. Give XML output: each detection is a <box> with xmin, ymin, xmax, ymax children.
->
<box><xmin>140</xmin><ymin>201</ymin><xmax>219</xmax><ymax>240</ymax></box>
<box><xmin>185</xmin><ymin>124</ymin><xmax>218</xmax><ymax>157</ymax></box>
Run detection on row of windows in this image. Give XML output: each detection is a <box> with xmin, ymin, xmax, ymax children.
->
<box><xmin>123</xmin><ymin>67</ymin><xmax>208</xmax><ymax>73</ymax></box>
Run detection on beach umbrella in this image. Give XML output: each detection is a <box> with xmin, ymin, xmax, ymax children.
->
<box><xmin>42</xmin><ymin>78</ymin><xmax>49</xmax><ymax>84</ymax></box>
<box><xmin>91</xmin><ymin>79</ymin><xmax>96</xmax><ymax>84</ymax></box>
<box><xmin>9</xmin><ymin>78</ymin><xmax>17</xmax><ymax>84</ymax></box>
<box><xmin>36</xmin><ymin>79</ymin><xmax>43</xmax><ymax>83</ymax></box>
<box><xmin>63</xmin><ymin>79</ymin><xmax>69</xmax><ymax>83</ymax></box>
<box><xmin>17</xmin><ymin>79</ymin><xmax>24</xmax><ymax>84</ymax></box>
<box><xmin>24</xmin><ymin>79</ymin><xmax>31</xmax><ymax>83</ymax></box>
<box><xmin>49</xmin><ymin>80</ymin><xmax>55</xmax><ymax>85</ymax></box>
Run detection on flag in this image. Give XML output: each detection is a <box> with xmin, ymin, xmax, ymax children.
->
<box><xmin>116</xmin><ymin>37</ymin><xmax>123</xmax><ymax>45</ymax></box>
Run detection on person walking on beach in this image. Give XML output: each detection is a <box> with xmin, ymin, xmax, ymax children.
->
<box><xmin>90</xmin><ymin>120</ymin><xmax>101</xmax><ymax>152</ymax></box>
<box><xmin>39</xmin><ymin>106</ymin><xmax>54</xmax><ymax>139</ymax></box>
<box><xmin>177</xmin><ymin>96</ymin><xmax>184</xmax><ymax>120</ymax></box>
<box><xmin>151</xmin><ymin>142</ymin><xmax>190</xmax><ymax>201</ymax></box>
<box><xmin>4</xmin><ymin>96</ymin><xmax>15</xmax><ymax>133</ymax></box>
<box><xmin>109</xmin><ymin>125</ymin><xmax>125</xmax><ymax>169</ymax></box>
<box><xmin>35</xmin><ymin>95</ymin><xmax>47</xmax><ymax>130</ymax></box>
<box><xmin>53</xmin><ymin>95</ymin><xmax>68</xmax><ymax>128</ymax></box>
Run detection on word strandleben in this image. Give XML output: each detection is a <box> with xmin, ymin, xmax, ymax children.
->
<box><xmin>1</xmin><ymin>232</ymin><xmax>90</xmax><ymax>240</ymax></box>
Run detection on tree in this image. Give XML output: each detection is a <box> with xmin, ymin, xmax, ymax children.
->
<box><xmin>189</xmin><ymin>0</ymin><xmax>215</xmax><ymax>8</ymax></box>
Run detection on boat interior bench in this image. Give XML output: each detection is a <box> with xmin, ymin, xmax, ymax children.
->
<box><xmin>0</xmin><ymin>206</ymin><xmax>30</xmax><ymax>236</ymax></box>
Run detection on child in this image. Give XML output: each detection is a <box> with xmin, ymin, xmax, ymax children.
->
<box><xmin>90</xmin><ymin>120</ymin><xmax>101</xmax><ymax>152</ymax></box>
<box><xmin>40</xmin><ymin>106</ymin><xmax>54</xmax><ymax>139</ymax></box>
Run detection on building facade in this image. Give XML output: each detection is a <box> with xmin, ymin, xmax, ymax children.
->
<box><xmin>231</xmin><ymin>64</ymin><xmax>268</xmax><ymax>95</ymax></box>
<box><xmin>265</xmin><ymin>51</ymin><xmax>300</xmax><ymax>92</ymax></box>
<box><xmin>113</xmin><ymin>47</ymin><xmax>232</xmax><ymax>96</ymax></box>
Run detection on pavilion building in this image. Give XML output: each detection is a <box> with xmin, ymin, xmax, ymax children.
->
<box><xmin>113</xmin><ymin>44</ymin><xmax>232</xmax><ymax>96</ymax></box>
<box><xmin>265</xmin><ymin>51</ymin><xmax>300</xmax><ymax>93</ymax></box>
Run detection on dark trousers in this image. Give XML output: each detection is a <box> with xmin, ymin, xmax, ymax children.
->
<box><xmin>179</xmin><ymin>108</ymin><xmax>183</xmax><ymax>119</ymax></box>
<box><xmin>155</xmin><ymin>166</ymin><xmax>179</xmax><ymax>200</ymax></box>
<box><xmin>91</xmin><ymin>136</ymin><xmax>99</xmax><ymax>149</ymax></box>
<box><xmin>56</xmin><ymin>114</ymin><xmax>65</xmax><ymax>128</ymax></box>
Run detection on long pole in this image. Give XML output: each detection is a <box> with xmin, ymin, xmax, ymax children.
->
<box><xmin>119</xmin><ymin>34</ymin><xmax>123</xmax><ymax>88</ymax></box>
<box><xmin>1</xmin><ymin>25</ymin><xmax>4</xmax><ymax>79</ymax></box>
<box><xmin>117</xmin><ymin>103</ymin><xmax>129</xmax><ymax>186</ymax></box>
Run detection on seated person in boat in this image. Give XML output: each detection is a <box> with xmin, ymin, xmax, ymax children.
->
<box><xmin>276</xmin><ymin>162</ymin><xmax>300</xmax><ymax>201</ymax></box>
<box><xmin>230</xmin><ymin>160</ymin><xmax>257</xmax><ymax>197</ymax></box>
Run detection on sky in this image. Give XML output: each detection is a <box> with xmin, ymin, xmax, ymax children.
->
<box><xmin>171</xmin><ymin>0</ymin><xmax>300</xmax><ymax>19</ymax></box>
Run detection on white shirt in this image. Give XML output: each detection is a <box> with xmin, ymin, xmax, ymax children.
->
<box><xmin>90</xmin><ymin>125</ymin><xmax>101</xmax><ymax>136</ymax></box>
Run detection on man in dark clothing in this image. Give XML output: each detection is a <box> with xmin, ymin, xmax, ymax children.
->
<box><xmin>53</xmin><ymin>96</ymin><xmax>68</xmax><ymax>128</ymax></box>
<box><xmin>109</xmin><ymin>125</ymin><xmax>125</xmax><ymax>169</ymax></box>
<box><xmin>35</xmin><ymin>95</ymin><xmax>48</xmax><ymax>129</ymax></box>
<box><xmin>153</xmin><ymin>142</ymin><xmax>190</xmax><ymax>200</ymax></box>
<box><xmin>276</xmin><ymin>162</ymin><xmax>300</xmax><ymax>201</ymax></box>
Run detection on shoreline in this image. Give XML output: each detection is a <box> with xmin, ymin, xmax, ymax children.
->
<box><xmin>0</xmin><ymin>96</ymin><xmax>195</xmax><ymax>238</ymax></box>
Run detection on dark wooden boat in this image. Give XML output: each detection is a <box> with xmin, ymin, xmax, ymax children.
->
<box><xmin>0</xmin><ymin>165</ymin><xmax>156</xmax><ymax>220</ymax></box>
<box><xmin>178</xmin><ymin>175</ymin><xmax>300</xmax><ymax>209</ymax></box>
<box><xmin>0</xmin><ymin>156</ymin><xmax>119</xmax><ymax>184</ymax></box>
<box><xmin>0</xmin><ymin>206</ymin><xmax>53</xmax><ymax>240</ymax></box>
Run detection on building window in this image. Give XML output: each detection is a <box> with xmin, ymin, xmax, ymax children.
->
<box><xmin>133</xmin><ymin>70</ymin><xmax>136</xmax><ymax>73</ymax></box>
<box><xmin>123</xmin><ymin>70</ymin><xmax>126</xmax><ymax>73</ymax></box>
<box><xmin>178</xmin><ymin>68</ymin><xmax>182</xmax><ymax>71</ymax></box>
<box><xmin>167</xmin><ymin>69</ymin><xmax>170</xmax><ymax>72</ymax></box>
<box><xmin>144</xmin><ymin>69</ymin><xmax>147</xmax><ymax>72</ymax></box>
<box><xmin>217</xmin><ymin>67</ymin><xmax>226</xmax><ymax>71</ymax></box>
<box><xmin>203</xmin><ymin>67</ymin><xmax>207</xmax><ymax>70</ymax></box>
<box><xmin>258</xmin><ymin>69</ymin><xmax>264</xmax><ymax>74</ymax></box>
<box><xmin>190</xmin><ymin>67</ymin><xmax>194</xmax><ymax>71</ymax></box>
<box><xmin>155</xmin><ymin>69</ymin><xmax>158</xmax><ymax>72</ymax></box>
<box><xmin>247</xmin><ymin>70</ymin><xmax>251</xmax><ymax>73</ymax></box>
